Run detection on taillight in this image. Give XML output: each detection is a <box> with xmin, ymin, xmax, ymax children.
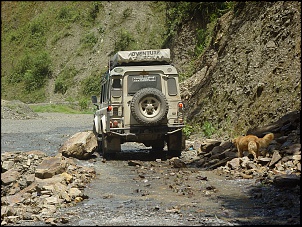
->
<box><xmin>178</xmin><ymin>102</ymin><xmax>184</xmax><ymax>109</ymax></box>
<box><xmin>113</xmin><ymin>120</ymin><xmax>118</xmax><ymax>127</ymax></box>
<box><xmin>110</xmin><ymin>120</ymin><xmax>120</xmax><ymax>128</ymax></box>
<box><xmin>107</xmin><ymin>105</ymin><xmax>113</xmax><ymax>111</ymax></box>
<box><xmin>175</xmin><ymin>102</ymin><xmax>184</xmax><ymax>124</ymax></box>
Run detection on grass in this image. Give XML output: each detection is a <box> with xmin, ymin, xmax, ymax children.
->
<box><xmin>30</xmin><ymin>104</ymin><xmax>94</xmax><ymax>114</ymax></box>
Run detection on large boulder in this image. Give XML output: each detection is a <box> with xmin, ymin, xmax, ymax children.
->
<box><xmin>35</xmin><ymin>156</ymin><xmax>67</xmax><ymax>179</ymax></box>
<box><xmin>58</xmin><ymin>131</ymin><xmax>97</xmax><ymax>159</ymax></box>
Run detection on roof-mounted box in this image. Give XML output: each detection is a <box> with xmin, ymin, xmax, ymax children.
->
<box><xmin>110</xmin><ymin>49</ymin><xmax>171</xmax><ymax>68</ymax></box>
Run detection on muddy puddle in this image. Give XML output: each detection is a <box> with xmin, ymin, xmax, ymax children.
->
<box><xmin>52</xmin><ymin>145</ymin><xmax>262</xmax><ymax>226</ymax></box>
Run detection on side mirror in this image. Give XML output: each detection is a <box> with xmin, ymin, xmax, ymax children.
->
<box><xmin>91</xmin><ymin>95</ymin><xmax>99</xmax><ymax>109</ymax></box>
<box><xmin>91</xmin><ymin>95</ymin><xmax>98</xmax><ymax>104</ymax></box>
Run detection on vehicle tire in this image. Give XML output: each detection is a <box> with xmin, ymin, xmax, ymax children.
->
<box><xmin>92</xmin><ymin>122</ymin><xmax>97</xmax><ymax>136</ymax></box>
<box><xmin>130</xmin><ymin>88</ymin><xmax>169</xmax><ymax>125</ymax></box>
<box><xmin>102</xmin><ymin>134</ymin><xmax>121</xmax><ymax>159</ymax></box>
<box><xmin>93</xmin><ymin>123</ymin><xmax>101</xmax><ymax>153</ymax></box>
<box><xmin>150</xmin><ymin>139</ymin><xmax>166</xmax><ymax>159</ymax></box>
<box><xmin>151</xmin><ymin>139</ymin><xmax>165</xmax><ymax>152</ymax></box>
<box><xmin>167</xmin><ymin>130</ymin><xmax>183</xmax><ymax>158</ymax></box>
<box><xmin>101</xmin><ymin>132</ymin><xmax>108</xmax><ymax>156</ymax></box>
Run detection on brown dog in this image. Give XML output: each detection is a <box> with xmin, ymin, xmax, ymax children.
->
<box><xmin>232</xmin><ymin>133</ymin><xmax>274</xmax><ymax>161</ymax></box>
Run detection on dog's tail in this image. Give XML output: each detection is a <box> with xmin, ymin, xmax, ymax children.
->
<box><xmin>258</xmin><ymin>133</ymin><xmax>274</xmax><ymax>148</ymax></box>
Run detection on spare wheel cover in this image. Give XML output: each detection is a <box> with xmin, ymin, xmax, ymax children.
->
<box><xmin>130</xmin><ymin>88</ymin><xmax>169</xmax><ymax>125</ymax></box>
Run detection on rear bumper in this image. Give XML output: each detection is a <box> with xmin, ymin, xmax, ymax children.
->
<box><xmin>105</xmin><ymin>125</ymin><xmax>183</xmax><ymax>143</ymax></box>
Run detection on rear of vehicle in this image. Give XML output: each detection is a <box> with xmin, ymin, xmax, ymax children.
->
<box><xmin>92</xmin><ymin>49</ymin><xmax>184</xmax><ymax>158</ymax></box>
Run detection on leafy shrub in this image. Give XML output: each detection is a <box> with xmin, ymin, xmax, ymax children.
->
<box><xmin>29</xmin><ymin>20</ymin><xmax>45</xmax><ymax>36</ymax></box>
<box><xmin>80</xmin><ymin>32</ymin><xmax>98</xmax><ymax>49</ymax></box>
<box><xmin>87</xmin><ymin>1</ymin><xmax>101</xmax><ymax>22</ymax></box>
<box><xmin>54</xmin><ymin>77</ymin><xmax>68</xmax><ymax>94</ymax></box>
<box><xmin>122</xmin><ymin>8</ymin><xmax>133</xmax><ymax>19</ymax></box>
<box><xmin>79</xmin><ymin>97</ymin><xmax>89</xmax><ymax>110</ymax></box>
<box><xmin>195</xmin><ymin>28</ymin><xmax>209</xmax><ymax>56</ymax></box>
<box><xmin>57</xmin><ymin>6</ymin><xmax>79</xmax><ymax>22</ymax></box>
<box><xmin>10</xmin><ymin>51</ymin><xmax>52</xmax><ymax>91</ymax></box>
<box><xmin>80</xmin><ymin>72</ymin><xmax>101</xmax><ymax>96</ymax></box>
<box><xmin>182</xmin><ymin>124</ymin><xmax>194</xmax><ymax>139</ymax></box>
<box><xmin>202</xmin><ymin>121</ymin><xmax>215</xmax><ymax>137</ymax></box>
<box><xmin>54</xmin><ymin>66</ymin><xmax>78</xmax><ymax>94</ymax></box>
<box><xmin>7</xmin><ymin>73</ymin><xmax>23</xmax><ymax>84</ymax></box>
<box><xmin>9</xmin><ymin>30</ymin><xmax>22</xmax><ymax>44</ymax></box>
<box><xmin>17</xmin><ymin>52</ymin><xmax>32</xmax><ymax>75</ymax></box>
<box><xmin>58</xmin><ymin>6</ymin><xmax>71</xmax><ymax>20</ymax></box>
<box><xmin>164</xmin><ymin>2</ymin><xmax>234</xmax><ymax>55</ymax></box>
<box><xmin>24</xmin><ymin>70</ymin><xmax>36</xmax><ymax>91</ymax></box>
<box><xmin>33</xmin><ymin>51</ymin><xmax>52</xmax><ymax>77</ymax></box>
<box><xmin>114</xmin><ymin>29</ymin><xmax>136</xmax><ymax>52</ymax></box>
<box><xmin>97</xmin><ymin>26</ymin><xmax>105</xmax><ymax>34</ymax></box>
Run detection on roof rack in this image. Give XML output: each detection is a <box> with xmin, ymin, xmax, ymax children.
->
<box><xmin>110</xmin><ymin>49</ymin><xmax>171</xmax><ymax>69</ymax></box>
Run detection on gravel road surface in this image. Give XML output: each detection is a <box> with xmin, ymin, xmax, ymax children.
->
<box><xmin>1</xmin><ymin>113</ymin><xmax>299</xmax><ymax>226</ymax></box>
<box><xmin>1</xmin><ymin>113</ymin><xmax>93</xmax><ymax>156</ymax></box>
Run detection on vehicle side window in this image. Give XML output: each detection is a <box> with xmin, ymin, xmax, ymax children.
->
<box><xmin>100</xmin><ymin>83</ymin><xmax>106</xmax><ymax>103</ymax></box>
<box><xmin>100</xmin><ymin>73</ymin><xmax>110</xmax><ymax>103</ymax></box>
<box><xmin>112</xmin><ymin>78</ymin><xmax>122</xmax><ymax>88</ymax></box>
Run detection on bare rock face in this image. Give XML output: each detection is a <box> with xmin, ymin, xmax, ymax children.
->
<box><xmin>58</xmin><ymin>131</ymin><xmax>98</xmax><ymax>159</ymax></box>
<box><xmin>178</xmin><ymin>1</ymin><xmax>301</xmax><ymax>138</ymax></box>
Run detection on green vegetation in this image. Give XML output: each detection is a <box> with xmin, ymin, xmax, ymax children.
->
<box><xmin>179</xmin><ymin>59</ymin><xmax>197</xmax><ymax>82</ymax></box>
<box><xmin>1</xmin><ymin>1</ymin><xmax>168</xmax><ymax>103</ymax></box>
<box><xmin>122</xmin><ymin>8</ymin><xmax>133</xmax><ymax>19</ymax></box>
<box><xmin>80</xmin><ymin>32</ymin><xmax>98</xmax><ymax>49</ymax></box>
<box><xmin>201</xmin><ymin>121</ymin><xmax>216</xmax><ymax>137</ymax></box>
<box><xmin>80</xmin><ymin>71</ymin><xmax>102</xmax><ymax>96</ymax></box>
<box><xmin>30</xmin><ymin>103</ymin><xmax>93</xmax><ymax>114</ymax></box>
<box><xmin>1</xmin><ymin>1</ymin><xmax>235</xmax><ymax>106</ymax></box>
<box><xmin>87</xmin><ymin>1</ymin><xmax>101</xmax><ymax>23</ymax></box>
<box><xmin>54</xmin><ymin>66</ymin><xmax>78</xmax><ymax>94</ymax></box>
<box><xmin>164</xmin><ymin>2</ymin><xmax>235</xmax><ymax>56</ymax></box>
<box><xmin>8</xmin><ymin>50</ymin><xmax>52</xmax><ymax>88</ymax></box>
<box><xmin>182</xmin><ymin>124</ymin><xmax>194</xmax><ymax>139</ymax></box>
<box><xmin>114</xmin><ymin>29</ymin><xmax>136</xmax><ymax>52</ymax></box>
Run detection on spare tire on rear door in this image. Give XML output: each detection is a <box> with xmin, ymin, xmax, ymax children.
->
<box><xmin>130</xmin><ymin>88</ymin><xmax>169</xmax><ymax>125</ymax></box>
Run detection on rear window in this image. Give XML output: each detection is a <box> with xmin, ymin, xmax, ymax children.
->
<box><xmin>127</xmin><ymin>74</ymin><xmax>161</xmax><ymax>95</ymax></box>
<box><xmin>167</xmin><ymin>77</ymin><xmax>177</xmax><ymax>96</ymax></box>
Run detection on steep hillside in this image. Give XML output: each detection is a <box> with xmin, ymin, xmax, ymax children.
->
<box><xmin>176</xmin><ymin>1</ymin><xmax>301</xmax><ymax>138</ymax></box>
<box><xmin>1</xmin><ymin>1</ymin><xmax>301</xmax><ymax>139</ymax></box>
<box><xmin>1</xmin><ymin>1</ymin><xmax>167</xmax><ymax>103</ymax></box>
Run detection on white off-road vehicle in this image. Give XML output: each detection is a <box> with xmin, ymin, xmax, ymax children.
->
<box><xmin>92</xmin><ymin>49</ymin><xmax>185</xmax><ymax>159</ymax></box>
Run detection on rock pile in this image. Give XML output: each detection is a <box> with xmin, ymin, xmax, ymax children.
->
<box><xmin>1</xmin><ymin>150</ymin><xmax>96</xmax><ymax>225</ymax></box>
<box><xmin>184</xmin><ymin>111</ymin><xmax>300</xmax><ymax>186</ymax></box>
<box><xmin>1</xmin><ymin>100</ymin><xmax>39</xmax><ymax>120</ymax></box>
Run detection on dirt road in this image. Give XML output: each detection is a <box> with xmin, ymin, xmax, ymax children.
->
<box><xmin>1</xmin><ymin>113</ymin><xmax>299</xmax><ymax>226</ymax></box>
